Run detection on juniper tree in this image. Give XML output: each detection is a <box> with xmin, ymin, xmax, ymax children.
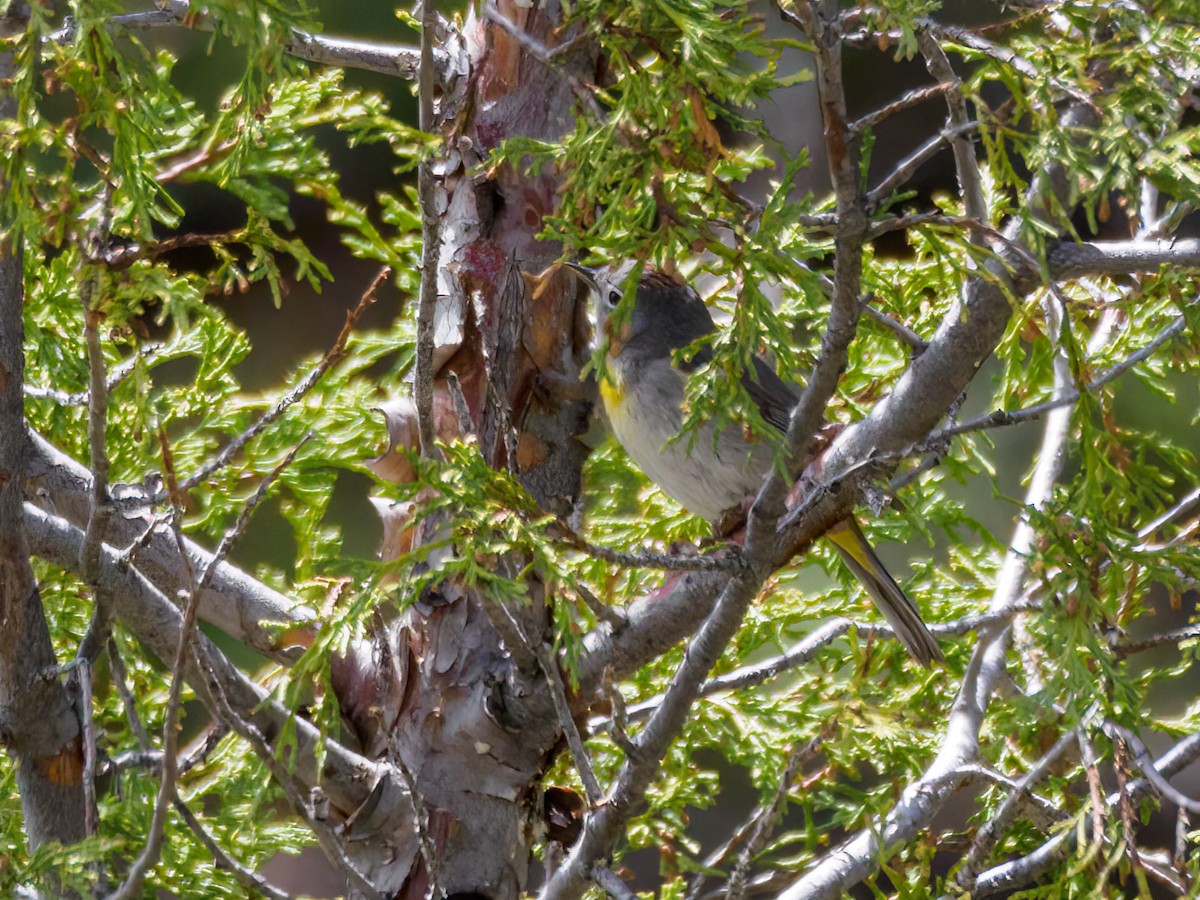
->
<box><xmin>2</xmin><ymin>1</ymin><xmax>1199</xmax><ymax>898</ymax></box>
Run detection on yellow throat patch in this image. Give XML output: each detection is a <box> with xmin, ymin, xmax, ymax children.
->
<box><xmin>599</xmin><ymin>371</ymin><xmax>627</xmax><ymax>428</ymax></box>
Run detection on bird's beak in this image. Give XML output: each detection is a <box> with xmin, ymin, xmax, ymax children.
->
<box><xmin>563</xmin><ymin>262</ymin><xmax>598</xmax><ymax>291</ymax></box>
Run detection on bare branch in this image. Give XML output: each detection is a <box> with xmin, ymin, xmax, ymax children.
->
<box><xmin>777</xmin><ymin>0</ymin><xmax>870</xmax><ymax>473</ymax></box>
<box><xmin>590</xmin><ymin>865</ymin><xmax>638</xmax><ymax>900</ymax></box>
<box><xmin>867</xmin><ymin>121</ymin><xmax>980</xmax><ymax>209</ymax></box>
<box><xmin>50</xmin><ymin>0</ymin><xmax>437</xmax><ymax>81</ymax></box>
<box><xmin>1103</xmin><ymin>722</ymin><xmax>1200</xmax><ymax>814</ymax></box>
<box><xmin>24</xmin><ymin>342</ymin><xmax>164</xmax><ymax>406</ymax></box>
<box><xmin>0</xmin><ymin>4</ymin><xmax>88</xmax><ymax>844</ymax></box>
<box><xmin>1048</xmin><ymin>237</ymin><xmax>1200</xmax><ymax>279</ymax></box>
<box><xmin>110</xmin><ymin>435</ymin><xmax>307</xmax><ymax>900</ymax></box>
<box><xmin>77</xmin><ymin>272</ymin><xmax>114</xmax><ymax>666</ymax></box>
<box><xmin>75</xmin><ymin>659</ymin><xmax>99</xmax><ymax>838</ymax></box>
<box><xmin>22</xmin><ymin>504</ymin><xmax>406</xmax><ymax>825</ymax></box>
<box><xmin>595</xmin><ymin>601</ymin><xmax>1042</xmax><ymax>732</ymax></box>
<box><xmin>1117</xmin><ymin>623</ymin><xmax>1200</xmax><ymax>657</ymax></box>
<box><xmin>919</xmin><ymin>31</ymin><xmax>988</xmax><ymax>223</ymax></box>
<box><xmin>553</xmin><ymin>519</ymin><xmax>745</xmax><ymax>572</ymax></box>
<box><xmin>172</xmin><ymin>799</ymin><xmax>293</xmax><ymax>900</ymax></box>
<box><xmin>414</xmin><ymin>1</ymin><xmax>441</xmax><ymax>460</ymax></box>
<box><xmin>196</xmin><ymin>645</ymin><xmax>386</xmax><ymax>900</ymax></box>
<box><xmin>931</xmin><ymin>310</ymin><xmax>1188</xmax><ymax>441</ymax></box>
<box><xmin>107</xmin><ymin>639</ymin><xmax>153</xmax><ymax>751</ymax></box>
<box><xmin>860</xmin><ymin>299</ymin><xmax>928</xmax><ymax>352</ymax></box>
<box><xmin>849</xmin><ymin>81</ymin><xmax>956</xmax><ymax>134</ymax></box>
<box><xmin>723</xmin><ymin>735</ymin><xmax>827</xmax><ymax>900</ymax></box>
<box><xmin>951</xmin><ymin>727</ymin><xmax>1079</xmax><ymax>888</ymax></box>
<box><xmin>1138</xmin><ymin>486</ymin><xmax>1200</xmax><ymax>539</ymax></box>
<box><xmin>534</xmin><ymin>641</ymin><xmax>604</xmax><ymax>807</ymax></box>
<box><xmin>26</xmin><ymin>432</ymin><xmax>311</xmax><ymax>660</ymax></box>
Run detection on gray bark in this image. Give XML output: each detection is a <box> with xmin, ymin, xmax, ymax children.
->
<box><xmin>0</xmin><ymin>3</ymin><xmax>88</xmax><ymax>851</ymax></box>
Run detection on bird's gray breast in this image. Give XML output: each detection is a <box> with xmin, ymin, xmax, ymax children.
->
<box><xmin>604</xmin><ymin>358</ymin><xmax>774</xmax><ymax>520</ymax></box>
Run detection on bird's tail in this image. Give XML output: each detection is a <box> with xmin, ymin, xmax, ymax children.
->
<box><xmin>825</xmin><ymin>518</ymin><xmax>944</xmax><ymax>667</ymax></box>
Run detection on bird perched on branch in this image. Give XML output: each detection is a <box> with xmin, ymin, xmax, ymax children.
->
<box><xmin>568</xmin><ymin>262</ymin><xmax>943</xmax><ymax>667</ymax></box>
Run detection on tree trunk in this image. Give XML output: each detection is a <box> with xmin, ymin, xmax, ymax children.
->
<box><xmin>330</xmin><ymin>3</ymin><xmax>595</xmax><ymax>896</ymax></box>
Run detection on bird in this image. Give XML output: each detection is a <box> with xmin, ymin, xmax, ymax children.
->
<box><xmin>567</xmin><ymin>262</ymin><xmax>943</xmax><ymax>667</ymax></box>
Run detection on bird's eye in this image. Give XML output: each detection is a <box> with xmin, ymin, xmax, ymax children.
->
<box><xmin>606</xmin><ymin>289</ymin><xmax>621</xmax><ymax>307</ymax></box>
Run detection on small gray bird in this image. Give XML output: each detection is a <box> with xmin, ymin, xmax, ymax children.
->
<box><xmin>570</xmin><ymin>262</ymin><xmax>943</xmax><ymax>667</ymax></box>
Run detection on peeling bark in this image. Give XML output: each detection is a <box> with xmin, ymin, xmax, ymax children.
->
<box><xmin>331</xmin><ymin>4</ymin><xmax>597</xmax><ymax>896</ymax></box>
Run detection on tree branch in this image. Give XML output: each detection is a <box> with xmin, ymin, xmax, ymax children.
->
<box><xmin>110</xmin><ymin>436</ymin><xmax>306</xmax><ymax>900</ymax></box>
<box><xmin>25</xmin><ymin>432</ymin><xmax>313</xmax><ymax>662</ymax></box>
<box><xmin>973</xmin><ymin>730</ymin><xmax>1200</xmax><ymax>896</ymax></box>
<box><xmin>594</xmin><ymin>601</ymin><xmax>1042</xmax><ymax>732</ymax></box>
<box><xmin>167</xmin><ymin>266</ymin><xmax>390</xmax><ymax>499</ymax></box>
<box><xmin>777</xmin><ymin>99</ymin><xmax>1091</xmax><ymax>898</ymax></box>
<box><xmin>21</xmin><ymin>505</ymin><xmax>409</xmax><ymax>824</ymax></box>
<box><xmin>0</xmin><ymin>3</ymin><xmax>87</xmax><ymax>850</ymax></box>
<box><xmin>50</xmin><ymin>0</ymin><xmax>440</xmax><ymax>81</ymax></box>
<box><xmin>414</xmin><ymin>2</ymin><xmax>441</xmax><ymax>459</ymax></box>
<box><xmin>1048</xmin><ymin>238</ymin><xmax>1200</xmax><ymax>278</ymax></box>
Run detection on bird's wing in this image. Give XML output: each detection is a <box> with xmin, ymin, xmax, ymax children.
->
<box><xmin>743</xmin><ymin>355</ymin><xmax>798</xmax><ymax>433</ymax></box>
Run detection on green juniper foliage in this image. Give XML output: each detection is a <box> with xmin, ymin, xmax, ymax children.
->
<box><xmin>1</xmin><ymin>0</ymin><xmax>1199</xmax><ymax>896</ymax></box>
<box><xmin>2</xmin><ymin>2</ymin><xmax>424</xmax><ymax>893</ymax></box>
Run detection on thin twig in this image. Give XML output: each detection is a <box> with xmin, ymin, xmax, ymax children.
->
<box><xmin>164</xmin><ymin>266</ymin><xmax>390</xmax><ymax>499</ymax></box>
<box><xmin>1138</xmin><ymin>486</ymin><xmax>1200</xmax><ymax>539</ymax></box>
<box><xmin>553</xmin><ymin>520</ymin><xmax>745</xmax><ymax>572</ymax></box>
<box><xmin>1117</xmin><ymin>623</ymin><xmax>1200</xmax><ymax>657</ymax></box>
<box><xmin>24</xmin><ymin>342</ymin><xmax>164</xmax><ymax>406</ymax></box>
<box><xmin>194</xmin><ymin>643</ymin><xmax>385</xmax><ymax>899</ymax></box>
<box><xmin>919</xmin><ymin>31</ymin><xmax>988</xmax><ymax>224</ymax></box>
<box><xmin>594</xmin><ymin>602</ymin><xmax>1042</xmax><ymax>732</ymax></box>
<box><xmin>107</xmin><ymin>638</ymin><xmax>153</xmax><ymax>750</ymax></box>
<box><xmin>179</xmin><ymin>441</ymin><xmax>385</xmax><ymax>898</ymax></box>
<box><xmin>77</xmin><ymin>271</ymin><xmax>114</xmax><ymax>664</ymax></box>
<box><xmin>1103</xmin><ymin>722</ymin><xmax>1200</xmax><ymax>814</ymax></box>
<box><xmin>723</xmin><ymin>735</ymin><xmax>827</xmax><ymax>900</ymax></box>
<box><xmin>51</xmin><ymin>0</ymin><xmax>437</xmax><ymax>81</ymax></box>
<box><xmin>952</xmin><ymin>726</ymin><xmax>1079</xmax><ymax>889</ymax></box>
<box><xmin>849</xmin><ymin>82</ymin><xmax>956</xmax><ymax>134</ymax></box>
<box><xmin>414</xmin><ymin>0</ymin><xmax>441</xmax><ymax>460</ymax></box>
<box><xmin>76</xmin><ymin>269</ymin><xmax>110</xmax><ymax>841</ymax></box>
<box><xmin>536</xmin><ymin>642</ymin><xmax>604</xmax><ymax>806</ymax></box>
<box><xmin>929</xmin><ymin>312</ymin><xmax>1187</xmax><ymax>442</ymax></box>
<box><xmin>973</xmin><ymin>730</ymin><xmax>1200</xmax><ymax>896</ymax></box>
<box><xmin>1077</xmin><ymin>728</ymin><xmax>1107</xmax><ymax>861</ymax></box>
<box><xmin>109</xmin><ymin>436</ymin><xmax>309</xmax><ymax>900</ymax></box>
<box><xmin>573</xmin><ymin>582</ymin><xmax>628</xmax><ymax>631</ymax></box>
<box><xmin>590</xmin><ymin>864</ymin><xmax>637</xmax><ymax>900</ymax></box>
<box><xmin>105</xmin><ymin>750</ymin><xmax>163</xmax><ymax>774</ymax></box>
<box><xmin>172</xmin><ymin>798</ymin><xmax>293</xmax><ymax>900</ymax></box>
<box><xmin>867</xmin><ymin>121</ymin><xmax>980</xmax><ymax>208</ymax></box>
<box><xmin>492</xmin><ymin>594</ymin><xmax>604</xmax><ymax>805</ymax></box>
<box><xmin>86</xmin><ymin>230</ymin><xmax>242</xmax><ymax>271</ymax></box>
<box><xmin>860</xmin><ymin>298</ymin><xmax>927</xmax><ymax>352</ymax></box>
<box><xmin>76</xmin><ymin>659</ymin><xmax>99</xmax><ymax>837</ymax></box>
